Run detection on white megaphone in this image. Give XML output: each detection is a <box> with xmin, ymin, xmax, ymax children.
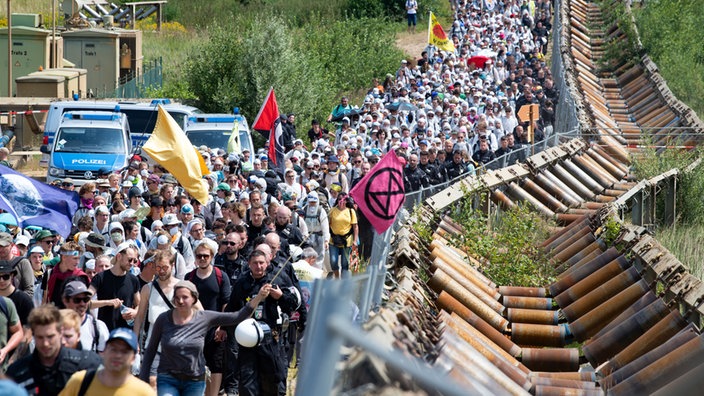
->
<box><xmin>235</xmin><ymin>318</ymin><xmax>270</xmax><ymax>347</ymax></box>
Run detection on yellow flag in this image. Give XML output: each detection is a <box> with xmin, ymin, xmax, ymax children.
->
<box><xmin>428</xmin><ymin>12</ymin><xmax>455</xmax><ymax>52</ymax></box>
<box><xmin>227</xmin><ymin>119</ymin><xmax>241</xmax><ymax>155</ymax></box>
<box><xmin>142</xmin><ymin>105</ymin><xmax>210</xmax><ymax>204</ymax></box>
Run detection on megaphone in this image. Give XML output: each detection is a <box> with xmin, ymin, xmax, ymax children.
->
<box><xmin>235</xmin><ymin>318</ymin><xmax>271</xmax><ymax>347</ymax></box>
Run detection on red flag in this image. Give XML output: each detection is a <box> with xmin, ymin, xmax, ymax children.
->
<box><xmin>350</xmin><ymin>150</ymin><xmax>405</xmax><ymax>234</ymax></box>
<box><xmin>252</xmin><ymin>87</ymin><xmax>279</xmax><ymax>137</ymax></box>
<box><xmin>252</xmin><ymin>88</ymin><xmax>284</xmax><ymax>172</ymax></box>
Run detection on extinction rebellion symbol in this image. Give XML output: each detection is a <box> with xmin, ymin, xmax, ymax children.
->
<box><xmin>364</xmin><ymin>167</ymin><xmax>405</xmax><ymax>220</ymax></box>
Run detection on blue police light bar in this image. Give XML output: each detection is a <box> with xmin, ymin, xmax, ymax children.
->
<box><xmin>151</xmin><ymin>99</ymin><xmax>172</xmax><ymax>105</ymax></box>
<box><xmin>63</xmin><ymin>112</ymin><xmax>121</xmax><ymax>121</ymax></box>
<box><xmin>188</xmin><ymin>116</ymin><xmax>236</xmax><ymax>123</ymax></box>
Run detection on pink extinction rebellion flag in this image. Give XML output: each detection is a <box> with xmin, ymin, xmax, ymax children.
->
<box><xmin>350</xmin><ymin>150</ymin><xmax>406</xmax><ymax>234</ymax></box>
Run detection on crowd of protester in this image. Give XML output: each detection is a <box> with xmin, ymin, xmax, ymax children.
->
<box><xmin>0</xmin><ymin>1</ymin><xmax>556</xmax><ymax>395</ymax></box>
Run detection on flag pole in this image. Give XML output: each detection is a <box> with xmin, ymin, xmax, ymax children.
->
<box><xmin>427</xmin><ymin>11</ymin><xmax>432</xmax><ymax>47</ymax></box>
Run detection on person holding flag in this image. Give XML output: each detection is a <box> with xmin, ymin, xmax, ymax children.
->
<box><xmin>428</xmin><ymin>11</ymin><xmax>455</xmax><ymax>53</ymax></box>
<box><xmin>252</xmin><ymin>88</ymin><xmax>286</xmax><ymax>178</ymax></box>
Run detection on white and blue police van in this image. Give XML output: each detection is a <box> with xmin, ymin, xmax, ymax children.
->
<box><xmin>40</xmin><ymin>99</ymin><xmax>202</xmax><ymax>166</ymax></box>
<box><xmin>184</xmin><ymin>111</ymin><xmax>254</xmax><ymax>165</ymax></box>
<box><xmin>41</xmin><ymin>109</ymin><xmax>132</xmax><ymax>185</ymax></box>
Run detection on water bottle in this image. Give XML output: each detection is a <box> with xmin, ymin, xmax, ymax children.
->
<box><xmin>121</xmin><ymin>304</ymin><xmax>134</xmax><ymax>327</ymax></box>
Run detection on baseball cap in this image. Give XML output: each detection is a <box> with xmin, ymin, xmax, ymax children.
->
<box><xmin>107</xmin><ymin>328</ymin><xmax>139</xmax><ymax>352</ymax></box>
<box><xmin>0</xmin><ymin>260</ymin><xmax>15</xmax><ymax>274</ymax></box>
<box><xmin>0</xmin><ymin>232</ymin><xmax>13</xmax><ymax>247</ymax></box>
<box><xmin>63</xmin><ymin>280</ymin><xmax>93</xmax><ymax>297</ymax></box>
<box><xmin>162</xmin><ymin>213</ymin><xmax>180</xmax><ymax>226</ymax></box>
<box><xmin>181</xmin><ymin>204</ymin><xmax>194</xmax><ymax>214</ymax></box>
<box><xmin>216</xmin><ymin>183</ymin><xmax>231</xmax><ymax>192</ymax></box>
<box><xmin>328</xmin><ymin>155</ymin><xmax>340</xmax><ymax>164</ymax></box>
<box><xmin>29</xmin><ymin>246</ymin><xmax>45</xmax><ymax>255</ymax></box>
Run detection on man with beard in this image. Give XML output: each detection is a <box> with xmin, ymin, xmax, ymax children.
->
<box><xmin>215</xmin><ymin>232</ymin><xmax>248</xmax><ymax>284</ymax></box>
<box><xmin>418</xmin><ymin>151</ymin><xmax>441</xmax><ymax>185</ymax></box>
<box><xmin>274</xmin><ymin>206</ymin><xmax>306</xmax><ymax>259</ymax></box>
<box><xmin>403</xmin><ymin>153</ymin><xmax>429</xmax><ymax>192</ymax></box>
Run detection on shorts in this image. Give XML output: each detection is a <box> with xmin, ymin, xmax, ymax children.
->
<box><xmin>407</xmin><ymin>13</ymin><xmax>417</xmax><ymax>26</ymax></box>
<box><xmin>204</xmin><ymin>338</ymin><xmax>227</xmax><ymax>373</ymax></box>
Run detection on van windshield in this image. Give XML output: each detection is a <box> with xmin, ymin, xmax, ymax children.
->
<box><xmin>186</xmin><ymin>129</ymin><xmax>252</xmax><ymax>154</ymax></box>
<box><xmin>54</xmin><ymin>127</ymin><xmax>126</xmax><ymax>154</ymax></box>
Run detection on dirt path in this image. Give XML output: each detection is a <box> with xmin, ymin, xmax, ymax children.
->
<box><xmin>396</xmin><ymin>31</ymin><xmax>429</xmax><ymax>62</ymax></box>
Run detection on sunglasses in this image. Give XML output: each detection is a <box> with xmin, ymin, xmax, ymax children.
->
<box><xmin>354</xmin><ymin>161</ymin><xmax>362</xmax><ymax>164</ymax></box>
<box><xmin>221</xmin><ymin>241</ymin><xmax>237</xmax><ymax>246</ymax></box>
<box><xmin>41</xmin><ymin>240</ymin><xmax>55</xmax><ymax>245</ymax></box>
<box><xmin>0</xmin><ymin>274</ymin><xmax>11</xmax><ymax>281</ymax></box>
<box><xmin>127</xmin><ymin>258</ymin><xmax>139</xmax><ymax>264</ymax></box>
<box><xmin>196</xmin><ymin>254</ymin><xmax>211</xmax><ymax>260</ymax></box>
<box><xmin>70</xmin><ymin>296</ymin><xmax>91</xmax><ymax>304</ymax></box>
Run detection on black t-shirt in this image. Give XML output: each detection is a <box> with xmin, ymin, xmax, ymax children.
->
<box><xmin>91</xmin><ymin>270</ymin><xmax>141</xmax><ymax>330</ymax></box>
<box><xmin>8</xmin><ymin>289</ymin><xmax>34</xmax><ymax>326</ymax></box>
<box><xmin>187</xmin><ymin>268</ymin><xmax>231</xmax><ymax>312</ymax></box>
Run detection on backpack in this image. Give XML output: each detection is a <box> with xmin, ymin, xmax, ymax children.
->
<box><xmin>0</xmin><ymin>297</ymin><xmax>10</xmax><ymax>334</ymax></box>
<box><xmin>187</xmin><ymin>267</ymin><xmax>223</xmax><ymax>288</ymax></box>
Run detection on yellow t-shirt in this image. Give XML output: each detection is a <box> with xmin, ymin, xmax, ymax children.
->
<box><xmin>59</xmin><ymin>369</ymin><xmax>155</xmax><ymax>396</ymax></box>
<box><xmin>329</xmin><ymin>206</ymin><xmax>357</xmax><ymax>246</ymax></box>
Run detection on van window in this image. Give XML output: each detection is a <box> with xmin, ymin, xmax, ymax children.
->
<box><xmin>186</xmin><ymin>129</ymin><xmax>251</xmax><ymax>154</ymax></box>
<box><xmin>55</xmin><ymin>127</ymin><xmax>126</xmax><ymax>154</ymax></box>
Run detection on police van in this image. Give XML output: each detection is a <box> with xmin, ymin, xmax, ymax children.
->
<box><xmin>40</xmin><ymin>99</ymin><xmax>202</xmax><ymax>166</ymax></box>
<box><xmin>41</xmin><ymin>109</ymin><xmax>132</xmax><ymax>185</ymax></box>
<box><xmin>184</xmin><ymin>112</ymin><xmax>254</xmax><ymax>165</ymax></box>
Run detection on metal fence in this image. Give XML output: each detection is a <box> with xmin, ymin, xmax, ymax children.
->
<box><xmin>95</xmin><ymin>57</ymin><xmax>163</xmax><ymax>98</ymax></box>
<box><xmin>296</xmin><ymin>1</ymin><xmax>580</xmax><ymax>394</ymax></box>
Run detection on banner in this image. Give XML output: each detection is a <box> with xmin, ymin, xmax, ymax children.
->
<box><xmin>350</xmin><ymin>151</ymin><xmax>405</xmax><ymax>234</ymax></box>
<box><xmin>0</xmin><ymin>165</ymin><xmax>79</xmax><ymax>237</ymax></box>
<box><xmin>142</xmin><ymin>105</ymin><xmax>210</xmax><ymax>204</ymax></box>
<box><xmin>428</xmin><ymin>11</ymin><xmax>456</xmax><ymax>52</ymax></box>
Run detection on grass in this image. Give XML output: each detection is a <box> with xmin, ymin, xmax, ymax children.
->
<box><xmin>655</xmin><ymin>224</ymin><xmax>704</xmax><ymax>279</ymax></box>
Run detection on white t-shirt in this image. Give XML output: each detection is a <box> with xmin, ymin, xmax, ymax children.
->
<box><xmin>80</xmin><ymin>314</ymin><xmax>110</xmax><ymax>353</ymax></box>
<box><xmin>406</xmin><ymin>0</ymin><xmax>418</xmax><ymax>15</ymax></box>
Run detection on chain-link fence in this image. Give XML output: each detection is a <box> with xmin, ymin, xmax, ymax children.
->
<box><xmin>95</xmin><ymin>57</ymin><xmax>163</xmax><ymax>98</ymax></box>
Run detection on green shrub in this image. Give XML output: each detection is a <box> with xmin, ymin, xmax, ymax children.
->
<box><xmin>449</xmin><ymin>201</ymin><xmax>556</xmax><ymax>287</ymax></box>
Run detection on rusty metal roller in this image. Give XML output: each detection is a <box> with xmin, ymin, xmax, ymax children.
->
<box><xmin>442</xmin><ymin>313</ymin><xmax>532</xmax><ymax>385</ymax></box>
<box><xmin>521</xmin><ymin>179</ymin><xmax>570</xmax><ymax>213</ymax></box>
<box><xmin>650</xmin><ymin>360</ymin><xmax>704</xmax><ymax>396</ymax></box>
<box><xmin>511</xmin><ymin>323</ymin><xmax>570</xmax><ymax>348</ymax></box>
<box><xmin>560</xmin><ymin>266</ymin><xmax>641</xmax><ymax>324</ymax></box>
<box><xmin>589</xmin><ymin>145</ymin><xmax>629</xmax><ymax>177</ymax></box>
<box><xmin>534</xmin><ymin>385</ymin><xmax>604</xmax><ymax>396</ymax></box>
<box><xmin>436</xmin><ymin>291</ymin><xmax>521</xmax><ymax>357</ymax></box>
<box><xmin>550</xmin><ymin>249</ymin><xmax>623</xmax><ymax>297</ymax></box>
<box><xmin>530</xmin><ymin>377</ymin><xmax>597</xmax><ymax>390</ymax></box>
<box><xmin>554</xmin><ymin>254</ymin><xmax>632</xmax><ymax>307</ymax></box>
<box><xmin>439</xmin><ymin>331</ymin><xmax>530</xmax><ymax>396</ymax></box>
<box><xmin>506</xmin><ymin>182</ymin><xmax>556</xmax><ymax>218</ymax></box>
<box><xmin>444</xmin><ymin>312</ymin><xmax>530</xmax><ymax>374</ymax></box>
<box><xmin>561</xmin><ymin>159</ymin><xmax>603</xmax><ymax>193</ymax></box>
<box><xmin>591</xmin><ymin>291</ymin><xmax>658</xmax><ymax>339</ymax></box>
<box><xmin>568</xmin><ymin>279</ymin><xmax>649</xmax><ymax>341</ymax></box>
<box><xmin>556</xmin><ymin>240</ymin><xmax>605</xmax><ymax>272</ymax></box>
<box><xmin>552</xmin><ymin>232</ymin><xmax>596</xmax><ymax>264</ymax></box>
<box><xmin>582</xmin><ymin>298</ymin><xmax>671</xmax><ymax>366</ymax></box>
<box><xmin>607</xmin><ymin>333</ymin><xmax>704</xmax><ymax>395</ymax></box>
<box><xmin>507</xmin><ymin>308</ymin><xmax>559</xmax><ymax>325</ymax></box>
<box><xmin>430</xmin><ymin>258</ymin><xmax>504</xmax><ymax>312</ymax></box>
<box><xmin>430</xmin><ymin>257</ymin><xmax>499</xmax><ymax>300</ymax></box>
<box><xmin>600</xmin><ymin>325</ymin><xmax>699</xmax><ymax>388</ymax></box>
<box><xmin>554</xmin><ymin>249</ymin><xmax>601</xmax><ymax>275</ymax></box>
<box><xmin>437</xmin><ymin>220</ymin><xmax>464</xmax><ymax>236</ymax></box>
<box><xmin>502</xmin><ymin>295</ymin><xmax>554</xmax><ymax>310</ymax></box>
<box><xmin>536</xmin><ymin>171</ymin><xmax>584</xmax><ymax>206</ymax></box>
<box><xmin>499</xmin><ymin>286</ymin><xmax>547</xmax><ymax>298</ymax></box>
<box><xmin>574</xmin><ymin>153</ymin><xmax>618</xmax><ymax>187</ymax></box>
<box><xmin>551</xmin><ymin>163</ymin><xmax>596</xmax><ymax>199</ymax></box>
<box><xmin>428</xmin><ymin>271</ymin><xmax>509</xmax><ymax>331</ymax></box>
<box><xmin>541</xmin><ymin>215</ymin><xmax>589</xmax><ymax>249</ymax></box>
<box><xmin>599</xmin><ymin>310</ymin><xmax>688</xmax><ymax>374</ymax></box>
<box><xmin>554</xmin><ymin>213</ymin><xmax>589</xmax><ymax>226</ymax></box>
<box><xmin>529</xmin><ymin>372</ymin><xmax>596</xmax><ymax>382</ymax></box>
<box><xmin>491</xmin><ymin>189</ymin><xmax>517</xmax><ymax>210</ymax></box>
<box><xmin>521</xmin><ymin>348</ymin><xmax>580</xmax><ymax>372</ymax></box>
<box><xmin>429</xmin><ymin>242</ymin><xmax>495</xmax><ymax>288</ymax></box>
<box><xmin>542</xmin><ymin>218</ymin><xmax>591</xmax><ymax>251</ymax></box>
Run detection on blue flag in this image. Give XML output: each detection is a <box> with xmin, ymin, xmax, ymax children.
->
<box><xmin>0</xmin><ymin>165</ymin><xmax>79</xmax><ymax>237</ymax></box>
